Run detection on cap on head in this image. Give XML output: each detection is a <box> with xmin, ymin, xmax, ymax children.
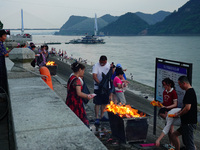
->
<box><xmin>116</xmin><ymin>63</ymin><xmax>122</xmax><ymax>68</ymax></box>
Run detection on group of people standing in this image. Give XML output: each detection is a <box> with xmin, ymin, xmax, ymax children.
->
<box><xmin>65</xmin><ymin>55</ymin><xmax>129</xmax><ymax>126</ymax></box>
<box><xmin>65</xmin><ymin>54</ymin><xmax>198</xmax><ymax>149</ymax></box>
<box><xmin>156</xmin><ymin>77</ymin><xmax>197</xmax><ymax>150</ymax></box>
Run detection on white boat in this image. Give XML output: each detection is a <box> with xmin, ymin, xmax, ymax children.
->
<box><xmin>69</xmin><ymin>14</ymin><xmax>105</xmax><ymax>44</ymax></box>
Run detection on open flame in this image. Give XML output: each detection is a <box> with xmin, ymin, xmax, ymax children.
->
<box><xmin>46</xmin><ymin>61</ymin><xmax>56</xmax><ymax>66</ymax></box>
<box><xmin>105</xmin><ymin>101</ymin><xmax>146</xmax><ymax>118</ymax></box>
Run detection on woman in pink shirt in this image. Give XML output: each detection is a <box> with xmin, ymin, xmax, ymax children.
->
<box><xmin>113</xmin><ymin>69</ymin><xmax>126</xmax><ymax>104</ymax></box>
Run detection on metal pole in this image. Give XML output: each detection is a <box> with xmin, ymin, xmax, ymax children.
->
<box><xmin>21</xmin><ymin>9</ymin><xmax>24</xmax><ymax>35</ymax></box>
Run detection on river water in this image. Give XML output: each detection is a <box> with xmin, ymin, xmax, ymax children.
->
<box><xmin>30</xmin><ymin>35</ymin><xmax>200</xmax><ymax>103</ymax></box>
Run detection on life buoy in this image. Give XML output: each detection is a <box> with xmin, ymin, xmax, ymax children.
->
<box><xmin>39</xmin><ymin>66</ymin><xmax>53</xmax><ymax>90</ymax></box>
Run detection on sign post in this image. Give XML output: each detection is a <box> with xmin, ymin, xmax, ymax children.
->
<box><xmin>153</xmin><ymin>58</ymin><xmax>192</xmax><ymax>135</ymax></box>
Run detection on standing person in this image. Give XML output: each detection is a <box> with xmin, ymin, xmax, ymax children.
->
<box><xmin>155</xmin><ymin>108</ymin><xmax>181</xmax><ymax>148</ymax></box>
<box><xmin>162</xmin><ymin>78</ymin><xmax>178</xmax><ymax>109</ymax></box>
<box><xmin>38</xmin><ymin>45</ymin><xmax>47</xmax><ymax>67</ymax></box>
<box><xmin>66</xmin><ymin>62</ymin><xmax>94</xmax><ymax>127</ymax></box>
<box><xmin>93</xmin><ymin>55</ymin><xmax>111</xmax><ymax>125</ymax></box>
<box><xmin>160</xmin><ymin>78</ymin><xmax>178</xmax><ymax>145</ymax></box>
<box><xmin>172</xmin><ymin>76</ymin><xmax>197</xmax><ymax>150</ymax></box>
<box><xmin>113</xmin><ymin>68</ymin><xmax>127</xmax><ymax>104</ymax></box>
<box><xmin>0</xmin><ymin>30</ymin><xmax>10</xmax><ymax>95</ymax></box>
<box><xmin>44</xmin><ymin>44</ymin><xmax>49</xmax><ymax>61</ymax></box>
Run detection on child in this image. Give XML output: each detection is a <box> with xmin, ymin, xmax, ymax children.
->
<box><xmin>113</xmin><ymin>68</ymin><xmax>127</xmax><ymax>104</ymax></box>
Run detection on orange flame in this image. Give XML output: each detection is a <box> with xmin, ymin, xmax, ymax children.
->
<box><xmin>150</xmin><ymin>100</ymin><xmax>163</xmax><ymax>107</ymax></box>
<box><xmin>46</xmin><ymin>61</ymin><xmax>56</xmax><ymax>66</ymax></box>
<box><xmin>105</xmin><ymin>101</ymin><xmax>146</xmax><ymax>118</ymax></box>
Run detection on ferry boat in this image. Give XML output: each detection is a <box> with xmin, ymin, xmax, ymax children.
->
<box><xmin>69</xmin><ymin>35</ymin><xmax>105</xmax><ymax>44</ymax></box>
<box><xmin>69</xmin><ymin>14</ymin><xmax>105</xmax><ymax>44</ymax></box>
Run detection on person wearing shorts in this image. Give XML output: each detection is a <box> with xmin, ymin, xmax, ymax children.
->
<box><xmin>92</xmin><ymin>55</ymin><xmax>110</xmax><ymax>125</ymax></box>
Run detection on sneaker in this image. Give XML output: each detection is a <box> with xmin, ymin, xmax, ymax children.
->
<box><xmin>100</xmin><ymin>116</ymin><xmax>109</xmax><ymax>122</ymax></box>
<box><xmin>94</xmin><ymin>119</ymin><xmax>100</xmax><ymax>125</ymax></box>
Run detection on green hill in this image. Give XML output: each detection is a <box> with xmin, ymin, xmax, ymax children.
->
<box><xmin>55</xmin><ymin>14</ymin><xmax>118</xmax><ymax>35</ymax></box>
<box><xmin>148</xmin><ymin>0</ymin><xmax>200</xmax><ymax>35</ymax></box>
<box><xmin>99</xmin><ymin>12</ymin><xmax>149</xmax><ymax>36</ymax></box>
<box><xmin>135</xmin><ymin>11</ymin><xmax>170</xmax><ymax>25</ymax></box>
<box><xmin>0</xmin><ymin>21</ymin><xmax>3</xmax><ymax>29</ymax></box>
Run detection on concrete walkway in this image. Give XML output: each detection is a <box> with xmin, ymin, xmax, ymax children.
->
<box><xmin>6</xmin><ymin>58</ymin><xmax>107</xmax><ymax>150</ymax></box>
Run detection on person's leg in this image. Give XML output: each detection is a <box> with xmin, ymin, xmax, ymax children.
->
<box><xmin>95</xmin><ymin>104</ymin><xmax>100</xmax><ymax>119</ymax></box>
<box><xmin>182</xmin><ymin>124</ymin><xmax>196</xmax><ymax>150</ymax></box>
<box><xmin>101</xmin><ymin>104</ymin><xmax>107</xmax><ymax>118</ymax></box>
<box><xmin>171</xmin><ymin>128</ymin><xmax>181</xmax><ymax>150</ymax></box>
<box><xmin>120</xmin><ymin>92</ymin><xmax>126</xmax><ymax>104</ymax></box>
<box><xmin>168</xmin><ymin>125</ymin><xmax>174</xmax><ymax>145</ymax></box>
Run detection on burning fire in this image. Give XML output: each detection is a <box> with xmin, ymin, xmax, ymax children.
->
<box><xmin>105</xmin><ymin>101</ymin><xmax>146</xmax><ymax>118</ymax></box>
<box><xmin>46</xmin><ymin>61</ymin><xmax>56</xmax><ymax>66</ymax></box>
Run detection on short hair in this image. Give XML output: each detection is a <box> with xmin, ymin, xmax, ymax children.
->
<box><xmin>0</xmin><ymin>30</ymin><xmax>7</xmax><ymax>37</ymax></box>
<box><xmin>158</xmin><ymin>108</ymin><xmax>170</xmax><ymax>115</ymax></box>
<box><xmin>99</xmin><ymin>55</ymin><xmax>107</xmax><ymax>61</ymax></box>
<box><xmin>178</xmin><ymin>76</ymin><xmax>190</xmax><ymax>84</ymax></box>
<box><xmin>71</xmin><ymin>62</ymin><xmax>85</xmax><ymax>73</ymax></box>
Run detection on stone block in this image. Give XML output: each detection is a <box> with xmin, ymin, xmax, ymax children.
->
<box><xmin>9</xmin><ymin>48</ymin><xmax>35</xmax><ymax>72</ymax></box>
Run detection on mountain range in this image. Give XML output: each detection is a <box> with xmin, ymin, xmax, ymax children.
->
<box><xmin>56</xmin><ymin>0</ymin><xmax>200</xmax><ymax>36</ymax></box>
<box><xmin>148</xmin><ymin>0</ymin><xmax>200</xmax><ymax>35</ymax></box>
<box><xmin>55</xmin><ymin>11</ymin><xmax>170</xmax><ymax>36</ymax></box>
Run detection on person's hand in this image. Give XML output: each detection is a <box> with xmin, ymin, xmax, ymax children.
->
<box><xmin>155</xmin><ymin>139</ymin><xmax>160</xmax><ymax>147</ymax></box>
<box><xmin>87</xmin><ymin>94</ymin><xmax>96</xmax><ymax>100</ymax></box>
<box><xmin>174</xmin><ymin>112</ymin><xmax>180</xmax><ymax>118</ymax></box>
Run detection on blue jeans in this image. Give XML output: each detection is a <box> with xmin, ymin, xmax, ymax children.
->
<box><xmin>178</xmin><ymin>124</ymin><xmax>197</xmax><ymax>150</ymax></box>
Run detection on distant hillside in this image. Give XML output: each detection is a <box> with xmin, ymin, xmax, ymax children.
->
<box><xmin>0</xmin><ymin>21</ymin><xmax>3</xmax><ymax>29</ymax></box>
<box><xmin>148</xmin><ymin>0</ymin><xmax>200</xmax><ymax>35</ymax></box>
<box><xmin>55</xmin><ymin>14</ymin><xmax>118</xmax><ymax>35</ymax></box>
<box><xmin>99</xmin><ymin>12</ymin><xmax>149</xmax><ymax>36</ymax></box>
<box><xmin>135</xmin><ymin>11</ymin><xmax>171</xmax><ymax>25</ymax></box>
<box><xmin>100</xmin><ymin>14</ymin><xmax>119</xmax><ymax>24</ymax></box>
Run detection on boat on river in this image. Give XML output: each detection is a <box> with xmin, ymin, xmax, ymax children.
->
<box><xmin>69</xmin><ymin>35</ymin><xmax>105</xmax><ymax>44</ymax></box>
<box><xmin>69</xmin><ymin>14</ymin><xmax>105</xmax><ymax>44</ymax></box>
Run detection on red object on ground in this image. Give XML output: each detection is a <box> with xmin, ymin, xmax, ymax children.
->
<box><xmin>140</xmin><ymin>143</ymin><xmax>155</xmax><ymax>147</ymax></box>
<box><xmin>39</xmin><ymin>66</ymin><xmax>53</xmax><ymax>90</ymax></box>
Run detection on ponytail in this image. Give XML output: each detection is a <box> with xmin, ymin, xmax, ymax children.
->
<box><xmin>71</xmin><ymin>62</ymin><xmax>85</xmax><ymax>73</ymax></box>
<box><xmin>162</xmin><ymin>78</ymin><xmax>175</xmax><ymax>90</ymax></box>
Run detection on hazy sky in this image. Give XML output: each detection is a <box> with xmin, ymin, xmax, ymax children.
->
<box><xmin>0</xmin><ymin>0</ymin><xmax>189</xmax><ymax>29</ymax></box>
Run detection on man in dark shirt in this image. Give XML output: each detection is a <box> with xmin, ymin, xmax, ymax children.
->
<box><xmin>172</xmin><ymin>76</ymin><xmax>197</xmax><ymax>150</ymax></box>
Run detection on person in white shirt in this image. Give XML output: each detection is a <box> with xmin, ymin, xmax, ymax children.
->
<box><xmin>156</xmin><ymin>108</ymin><xmax>181</xmax><ymax>148</ymax></box>
<box><xmin>92</xmin><ymin>55</ymin><xmax>111</xmax><ymax>125</ymax></box>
